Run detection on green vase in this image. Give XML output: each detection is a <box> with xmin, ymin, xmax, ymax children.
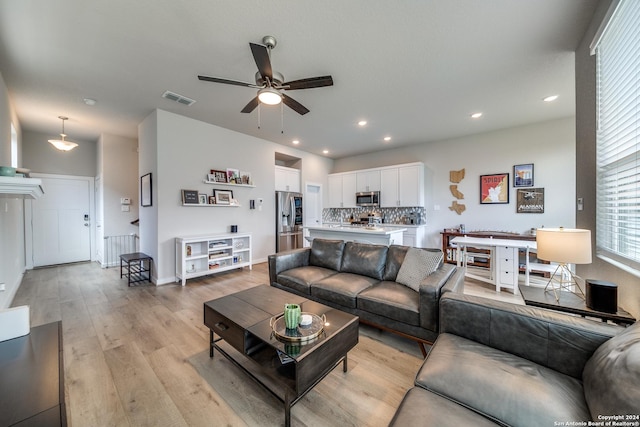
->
<box><xmin>284</xmin><ymin>303</ymin><xmax>301</xmax><ymax>329</ymax></box>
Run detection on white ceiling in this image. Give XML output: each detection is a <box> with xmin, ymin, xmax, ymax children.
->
<box><xmin>0</xmin><ymin>0</ymin><xmax>598</xmax><ymax>159</ymax></box>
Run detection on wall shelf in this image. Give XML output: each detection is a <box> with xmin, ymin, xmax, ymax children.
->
<box><xmin>203</xmin><ymin>180</ymin><xmax>255</xmax><ymax>188</ymax></box>
<box><xmin>182</xmin><ymin>203</ymin><xmax>241</xmax><ymax>207</ymax></box>
<box><xmin>0</xmin><ymin>176</ymin><xmax>44</xmax><ymax>199</ymax></box>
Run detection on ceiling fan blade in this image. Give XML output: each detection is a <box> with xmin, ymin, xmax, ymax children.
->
<box><xmin>283</xmin><ymin>75</ymin><xmax>334</xmax><ymax>90</ymax></box>
<box><xmin>241</xmin><ymin>97</ymin><xmax>260</xmax><ymax>113</ymax></box>
<box><xmin>282</xmin><ymin>94</ymin><xmax>310</xmax><ymax>115</ymax></box>
<box><xmin>250</xmin><ymin>43</ymin><xmax>273</xmax><ymax>80</ymax></box>
<box><xmin>198</xmin><ymin>75</ymin><xmax>255</xmax><ymax>87</ymax></box>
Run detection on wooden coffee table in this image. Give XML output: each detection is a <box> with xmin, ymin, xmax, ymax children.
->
<box><xmin>203</xmin><ymin>285</ymin><xmax>359</xmax><ymax>427</ymax></box>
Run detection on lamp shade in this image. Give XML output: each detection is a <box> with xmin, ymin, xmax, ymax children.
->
<box><xmin>536</xmin><ymin>228</ymin><xmax>592</xmax><ymax>264</ymax></box>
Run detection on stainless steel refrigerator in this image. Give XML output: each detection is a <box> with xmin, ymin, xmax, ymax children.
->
<box><xmin>276</xmin><ymin>191</ymin><xmax>303</xmax><ymax>252</ymax></box>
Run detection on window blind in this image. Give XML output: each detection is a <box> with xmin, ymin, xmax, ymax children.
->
<box><xmin>595</xmin><ymin>0</ymin><xmax>640</xmax><ymax>270</ymax></box>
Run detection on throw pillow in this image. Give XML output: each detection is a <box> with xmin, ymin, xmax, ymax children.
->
<box><xmin>395</xmin><ymin>248</ymin><xmax>443</xmax><ymax>292</ymax></box>
<box><xmin>582</xmin><ymin>321</ymin><xmax>640</xmax><ymax>418</ymax></box>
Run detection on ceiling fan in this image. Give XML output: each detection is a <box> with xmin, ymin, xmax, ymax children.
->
<box><xmin>198</xmin><ymin>36</ymin><xmax>333</xmax><ymax>115</ymax></box>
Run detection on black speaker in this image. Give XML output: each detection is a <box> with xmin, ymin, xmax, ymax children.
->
<box><xmin>586</xmin><ymin>279</ymin><xmax>618</xmax><ymax>313</ymax></box>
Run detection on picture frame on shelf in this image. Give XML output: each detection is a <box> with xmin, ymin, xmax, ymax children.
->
<box><xmin>226</xmin><ymin>168</ymin><xmax>240</xmax><ymax>184</ymax></box>
<box><xmin>209</xmin><ymin>170</ymin><xmax>227</xmax><ymax>183</ymax></box>
<box><xmin>198</xmin><ymin>194</ymin><xmax>207</xmax><ymax>205</ymax></box>
<box><xmin>480</xmin><ymin>173</ymin><xmax>509</xmax><ymax>204</ymax></box>
<box><xmin>141</xmin><ymin>173</ymin><xmax>152</xmax><ymax>207</ymax></box>
<box><xmin>209</xmin><ymin>196</ymin><xmax>215</xmax><ymax>204</ymax></box>
<box><xmin>214</xmin><ymin>190</ymin><xmax>233</xmax><ymax>205</ymax></box>
<box><xmin>182</xmin><ymin>189</ymin><xmax>199</xmax><ymax>205</ymax></box>
<box><xmin>513</xmin><ymin>164</ymin><xmax>534</xmax><ymax>187</ymax></box>
<box><xmin>516</xmin><ymin>187</ymin><xmax>545</xmax><ymax>213</ymax></box>
<box><xmin>240</xmin><ymin>171</ymin><xmax>252</xmax><ymax>185</ymax></box>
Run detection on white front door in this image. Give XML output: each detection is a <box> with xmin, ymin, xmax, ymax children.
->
<box><xmin>31</xmin><ymin>175</ymin><xmax>93</xmax><ymax>267</ymax></box>
<box><xmin>304</xmin><ymin>183</ymin><xmax>323</xmax><ymax>247</ymax></box>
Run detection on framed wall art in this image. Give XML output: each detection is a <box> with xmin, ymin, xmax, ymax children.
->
<box><xmin>181</xmin><ymin>189</ymin><xmax>199</xmax><ymax>205</ymax></box>
<box><xmin>209</xmin><ymin>169</ymin><xmax>227</xmax><ymax>183</ymax></box>
<box><xmin>141</xmin><ymin>173</ymin><xmax>152</xmax><ymax>207</ymax></box>
<box><xmin>214</xmin><ymin>190</ymin><xmax>233</xmax><ymax>205</ymax></box>
<box><xmin>513</xmin><ymin>164</ymin><xmax>534</xmax><ymax>187</ymax></box>
<box><xmin>226</xmin><ymin>168</ymin><xmax>240</xmax><ymax>184</ymax></box>
<box><xmin>516</xmin><ymin>188</ymin><xmax>545</xmax><ymax>213</ymax></box>
<box><xmin>198</xmin><ymin>194</ymin><xmax>207</xmax><ymax>205</ymax></box>
<box><xmin>480</xmin><ymin>173</ymin><xmax>509</xmax><ymax>204</ymax></box>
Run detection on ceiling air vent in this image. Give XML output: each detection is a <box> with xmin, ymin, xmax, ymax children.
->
<box><xmin>162</xmin><ymin>90</ymin><xmax>196</xmax><ymax>106</ymax></box>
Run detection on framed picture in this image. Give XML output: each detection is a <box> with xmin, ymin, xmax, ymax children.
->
<box><xmin>226</xmin><ymin>168</ymin><xmax>240</xmax><ymax>184</ymax></box>
<box><xmin>480</xmin><ymin>173</ymin><xmax>509</xmax><ymax>204</ymax></box>
<box><xmin>516</xmin><ymin>188</ymin><xmax>545</xmax><ymax>213</ymax></box>
<box><xmin>240</xmin><ymin>171</ymin><xmax>252</xmax><ymax>185</ymax></box>
<box><xmin>181</xmin><ymin>189</ymin><xmax>199</xmax><ymax>205</ymax></box>
<box><xmin>513</xmin><ymin>164</ymin><xmax>534</xmax><ymax>187</ymax></box>
<box><xmin>208</xmin><ymin>196</ymin><xmax>215</xmax><ymax>204</ymax></box>
<box><xmin>198</xmin><ymin>193</ymin><xmax>207</xmax><ymax>205</ymax></box>
<box><xmin>214</xmin><ymin>190</ymin><xmax>233</xmax><ymax>205</ymax></box>
<box><xmin>141</xmin><ymin>173</ymin><xmax>152</xmax><ymax>207</ymax></box>
<box><xmin>209</xmin><ymin>169</ymin><xmax>227</xmax><ymax>183</ymax></box>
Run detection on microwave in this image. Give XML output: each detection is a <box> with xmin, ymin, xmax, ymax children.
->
<box><xmin>356</xmin><ymin>191</ymin><xmax>380</xmax><ymax>207</ymax></box>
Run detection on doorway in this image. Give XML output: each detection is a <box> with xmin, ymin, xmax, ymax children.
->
<box><xmin>26</xmin><ymin>174</ymin><xmax>94</xmax><ymax>267</ymax></box>
<box><xmin>304</xmin><ymin>182</ymin><xmax>322</xmax><ymax>247</ymax></box>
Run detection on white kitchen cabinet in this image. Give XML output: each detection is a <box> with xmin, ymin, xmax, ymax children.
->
<box><xmin>175</xmin><ymin>233</ymin><xmax>252</xmax><ymax>286</ymax></box>
<box><xmin>328</xmin><ymin>172</ymin><xmax>357</xmax><ymax>208</ymax></box>
<box><xmin>275</xmin><ymin>166</ymin><xmax>301</xmax><ymax>193</ymax></box>
<box><xmin>356</xmin><ymin>169</ymin><xmax>381</xmax><ymax>192</ymax></box>
<box><xmin>380</xmin><ymin>163</ymin><xmax>424</xmax><ymax>207</ymax></box>
<box><xmin>384</xmin><ymin>224</ymin><xmax>426</xmax><ymax>248</ymax></box>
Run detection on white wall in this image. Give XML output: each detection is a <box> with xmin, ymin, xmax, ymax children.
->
<box><xmin>22</xmin><ymin>129</ymin><xmax>97</xmax><ymax>177</ymax></box>
<box><xmin>100</xmin><ymin>134</ymin><xmax>138</xmax><ymax>236</ymax></box>
<box><xmin>334</xmin><ymin>118</ymin><xmax>576</xmax><ymax>248</ymax></box>
<box><xmin>0</xmin><ymin>72</ymin><xmax>25</xmax><ymax>309</ymax></box>
<box><xmin>140</xmin><ymin>109</ymin><xmax>333</xmax><ymax>284</ymax></box>
<box><xmin>138</xmin><ymin>111</ymin><xmax>159</xmax><ymax>278</ymax></box>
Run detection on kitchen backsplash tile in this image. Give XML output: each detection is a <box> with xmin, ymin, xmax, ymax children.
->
<box><xmin>323</xmin><ymin>207</ymin><xmax>426</xmax><ymax>225</ymax></box>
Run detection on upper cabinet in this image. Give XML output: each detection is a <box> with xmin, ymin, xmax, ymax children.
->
<box><xmin>330</xmin><ymin>163</ymin><xmax>424</xmax><ymax>208</ymax></box>
<box><xmin>275</xmin><ymin>166</ymin><xmax>301</xmax><ymax>193</ymax></box>
<box><xmin>328</xmin><ymin>172</ymin><xmax>357</xmax><ymax>208</ymax></box>
<box><xmin>356</xmin><ymin>170</ymin><xmax>381</xmax><ymax>192</ymax></box>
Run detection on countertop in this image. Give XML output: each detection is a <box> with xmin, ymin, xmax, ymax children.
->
<box><xmin>322</xmin><ymin>222</ymin><xmax>424</xmax><ymax>229</ymax></box>
<box><xmin>305</xmin><ymin>225</ymin><xmax>407</xmax><ymax>235</ymax></box>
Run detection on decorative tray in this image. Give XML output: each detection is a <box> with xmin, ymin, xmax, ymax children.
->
<box><xmin>270</xmin><ymin>312</ymin><xmax>325</xmax><ymax>343</ymax></box>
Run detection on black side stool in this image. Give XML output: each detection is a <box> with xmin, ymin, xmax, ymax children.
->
<box><xmin>120</xmin><ymin>252</ymin><xmax>153</xmax><ymax>286</ymax></box>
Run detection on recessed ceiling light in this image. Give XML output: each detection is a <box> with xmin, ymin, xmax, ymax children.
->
<box><xmin>383</xmin><ymin>136</ymin><xmax>391</xmax><ymax>142</ymax></box>
<box><xmin>83</xmin><ymin>98</ymin><xmax>97</xmax><ymax>106</ymax></box>
<box><xmin>358</xmin><ymin>120</ymin><xmax>367</xmax><ymax>126</ymax></box>
<box><xmin>543</xmin><ymin>95</ymin><xmax>559</xmax><ymax>102</ymax></box>
<box><xmin>292</xmin><ymin>140</ymin><xmax>300</xmax><ymax>145</ymax></box>
<box><xmin>322</xmin><ymin>149</ymin><xmax>329</xmax><ymax>154</ymax></box>
<box><xmin>471</xmin><ymin>112</ymin><xmax>483</xmax><ymax>119</ymax></box>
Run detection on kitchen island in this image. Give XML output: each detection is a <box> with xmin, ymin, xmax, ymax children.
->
<box><xmin>305</xmin><ymin>225</ymin><xmax>406</xmax><ymax>246</ymax></box>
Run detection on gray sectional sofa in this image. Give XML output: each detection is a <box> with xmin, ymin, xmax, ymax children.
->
<box><xmin>268</xmin><ymin>238</ymin><xmax>465</xmax><ymax>353</ymax></box>
<box><xmin>390</xmin><ymin>292</ymin><xmax>637</xmax><ymax>426</ymax></box>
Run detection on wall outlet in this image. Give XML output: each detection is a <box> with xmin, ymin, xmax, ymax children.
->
<box><xmin>121</xmin><ymin>205</ymin><xmax>130</xmax><ymax>212</ymax></box>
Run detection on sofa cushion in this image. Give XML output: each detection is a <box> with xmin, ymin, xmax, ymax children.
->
<box><xmin>396</xmin><ymin>248</ymin><xmax>443</xmax><ymax>292</ymax></box>
<box><xmin>583</xmin><ymin>321</ymin><xmax>640</xmax><ymax>418</ymax></box>
<box><xmin>276</xmin><ymin>266</ymin><xmax>338</xmax><ymax>295</ymax></box>
<box><xmin>311</xmin><ymin>273</ymin><xmax>379</xmax><ymax>308</ymax></box>
<box><xmin>340</xmin><ymin>242</ymin><xmax>388</xmax><ymax>280</ymax></box>
<box><xmin>416</xmin><ymin>333</ymin><xmax>590</xmax><ymax>427</ymax></box>
<box><xmin>383</xmin><ymin>245</ymin><xmax>410</xmax><ymax>281</ymax></box>
<box><xmin>357</xmin><ymin>281</ymin><xmax>420</xmax><ymax>326</ymax></box>
<box><xmin>309</xmin><ymin>239</ymin><xmax>345</xmax><ymax>271</ymax></box>
<box><xmin>389</xmin><ymin>387</ymin><xmax>499</xmax><ymax>427</ymax></box>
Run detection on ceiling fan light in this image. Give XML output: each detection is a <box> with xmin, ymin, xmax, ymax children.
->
<box><xmin>258</xmin><ymin>87</ymin><xmax>282</xmax><ymax>105</ymax></box>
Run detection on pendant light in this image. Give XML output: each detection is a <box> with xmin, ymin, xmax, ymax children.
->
<box><xmin>48</xmin><ymin>116</ymin><xmax>78</xmax><ymax>151</ymax></box>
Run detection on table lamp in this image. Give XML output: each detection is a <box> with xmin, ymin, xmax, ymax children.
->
<box><xmin>536</xmin><ymin>227</ymin><xmax>592</xmax><ymax>302</ymax></box>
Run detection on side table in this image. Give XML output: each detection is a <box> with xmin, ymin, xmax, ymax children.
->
<box><xmin>120</xmin><ymin>252</ymin><xmax>153</xmax><ymax>286</ymax></box>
